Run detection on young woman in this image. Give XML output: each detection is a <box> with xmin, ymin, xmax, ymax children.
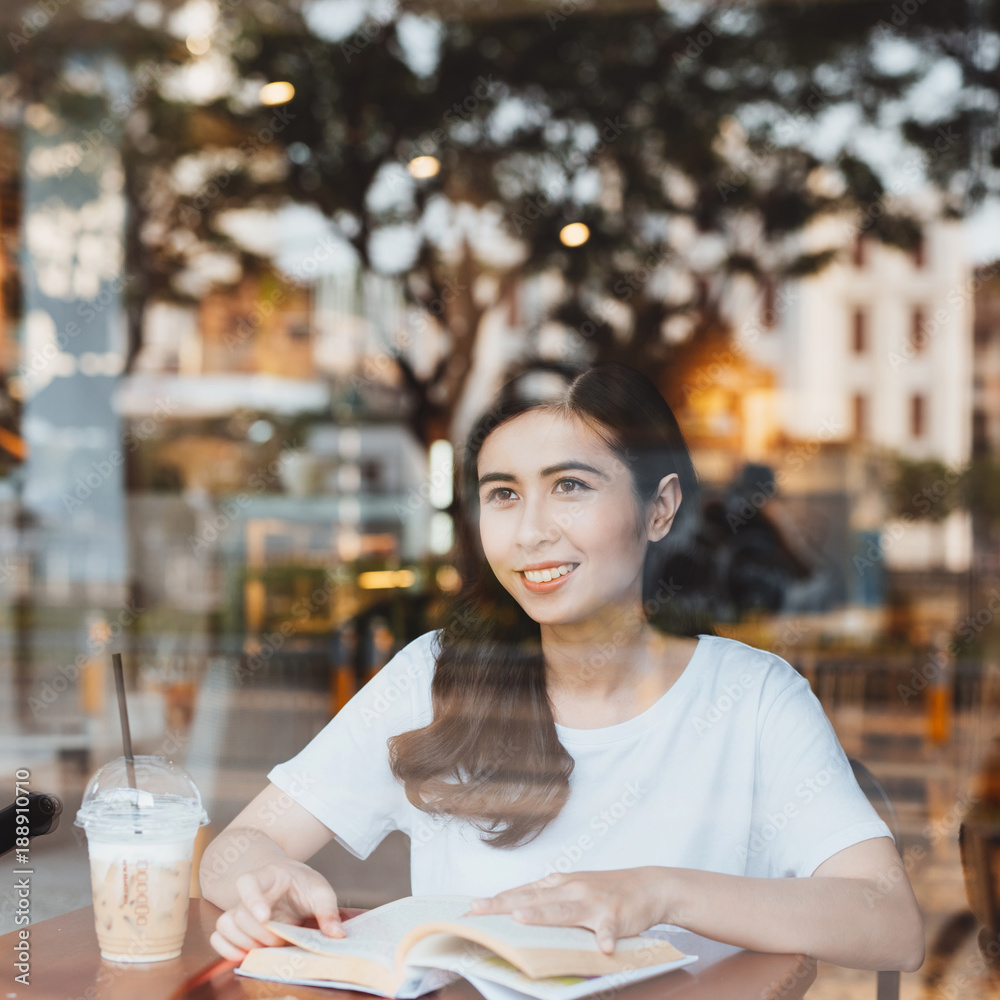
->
<box><xmin>202</xmin><ymin>361</ymin><xmax>924</xmax><ymax>972</ymax></box>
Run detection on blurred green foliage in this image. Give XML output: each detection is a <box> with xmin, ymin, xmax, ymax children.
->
<box><xmin>2</xmin><ymin>0</ymin><xmax>999</xmax><ymax>439</ymax></box>
<box><xmin>889</xmin><ymin>453</ymin><xmax>1000</xmax><ymax>531</ymax></box>
<box><xmin>889</xmin><ymin>456</ymin><xmax>964</xmax><ymax>524</ymax></box>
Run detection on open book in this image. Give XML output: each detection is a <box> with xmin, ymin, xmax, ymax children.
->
<box><xmin>236</xmin><ymin>894</ymin><xmax>697</xmax><ymax>999</ymax></box>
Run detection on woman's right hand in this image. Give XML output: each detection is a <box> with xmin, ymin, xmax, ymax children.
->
<box><xmin>210</xmin><ymin>860</ymin><xmax>346</xmax><ymax>960</ymax></box>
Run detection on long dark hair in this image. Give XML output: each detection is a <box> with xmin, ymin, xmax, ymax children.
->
<box><xmin>388</xmin><ymin>361</ymin><xmax>708</xmax><ymax>848</ymax></box>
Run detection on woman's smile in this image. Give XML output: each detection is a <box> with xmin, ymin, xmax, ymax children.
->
<box><xmin>518</xmin><ymin>562</ymin><xmax>580</xmax><ymax>591</ymax></box>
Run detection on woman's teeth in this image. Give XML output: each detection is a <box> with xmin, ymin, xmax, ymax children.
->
<box><xmin>523</xmin><ymin>563</ymin><xmax>577</xmax><ymax>583</ymax></box>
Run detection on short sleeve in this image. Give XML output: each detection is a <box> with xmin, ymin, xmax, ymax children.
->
<box><xmin>266</xmin><ymin>629</ymin><xmax>440</xmax><ymax>860</ymax></box>
<box><xmin>751</xmin><ymin>671</ymin><xmax>893</xmax><ymax>879</ymax></box>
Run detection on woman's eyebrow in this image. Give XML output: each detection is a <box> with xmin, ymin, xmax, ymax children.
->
<box><xmin>477</xmin><ymin>462</ymin><xmax>610</xmax><ymax>489</ymax></box>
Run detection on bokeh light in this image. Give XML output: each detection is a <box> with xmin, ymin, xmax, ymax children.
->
<box><xmin>185</xmin><ymin>34</ymin><xmax>211</xmax><ymax>56</ymax></box>
<box><xmin>408</xmin><ymin>156</ymin><xmax>441</xmax><ymax>179</ymax></box>
<box><xmin>559</xmin><ymin>222</ymin><xmax>590</xmax><ymax>247</ymax></box>
<box><xmin>260</xmin><ymin>81</ymin><xmax>295</xmax><ymax>106</ymax></box>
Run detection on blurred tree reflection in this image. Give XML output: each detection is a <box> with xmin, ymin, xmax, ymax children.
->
<box><xmin>889</xmin><ymin>456</ymin><xmax>964</xmax><ymax>525</ymax></box>
<box><xmin>1</xmin><ymin>2</ymin><xmax>209</xmax><ymax>373</ymax></box>
<box><xmin>1</xmin><ymin>0</ymin><xmax>998</xmax><ymax>441</ymax></box>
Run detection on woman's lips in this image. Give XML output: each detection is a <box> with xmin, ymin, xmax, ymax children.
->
<box><xmin>518</xmin><ymin>564</ymin><xmax>579</xmax><ymax>593</ymax></box>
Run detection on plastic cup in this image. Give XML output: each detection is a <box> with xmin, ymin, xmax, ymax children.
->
<box><xmin>75</xmin><ymin>756</ymin><xmax>209</xmax><ymax>963</ymax></box>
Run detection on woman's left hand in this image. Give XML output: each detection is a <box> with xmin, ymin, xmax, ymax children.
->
<box><xmin>465</xmin><ymin>868</ymin><xmax>670</xmax><ymax>955</ymax></box>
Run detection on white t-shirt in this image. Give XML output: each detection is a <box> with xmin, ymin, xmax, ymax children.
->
<box><xmin>268</xmin><ymin>630</ymin><xmax>891</xmax><ymax>898</ymax></box>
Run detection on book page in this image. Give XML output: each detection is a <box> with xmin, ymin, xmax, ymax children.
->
<box><xmin>461</xmin><ymin>955</ymin><xmax>699</xmax><ymax>1000</ymax></box>
<box><xmin>237</xmin><ymin>941</ymin><xmax>459</xmax><ymax>998</ymax></box>
<box><xmin>237</xmin><ymin>964</ymin><xmax>457</xmax><ymax>998</ymax></box>
<box><xmin>272</xmin><ymin>896</ymin><xmax>681</xmax><ymax>981</ymax></box>
<box><xmin>343</xmin><ymin>895</ymin><xmax>479</xmax><ymax>941</ymax></box>
<box><xmin>399</xmin><ymin>920</ymin><xmax>686</xmax><ymax>980</ymax></box>
<box><xmin>237</xmin><ymin>968</ymin><xmax>393</xmax><ymax>997</ymax></box>
<box><xmin>396</xmin><ymin>966</ymin><xmax>463</xmax><ymax>997</ymax></box>
<box><xmin>404</xmin><ymin>933</ymin><xmax>501</xmax><ymax>974</ymax></box>
<box><xmin>405</xmin><ymin>935</ymin><xmax>699</xmax><ymax>1000</ymax></box>
<box><xmin>415</xmin><ymin>912</ymin><xmax>665</xmax><ymax>955</ymax></box>
<box><xmin>268</xmin><ymin>896</ymin><xmax>476</xmax><ymax>963</ymax></box>
<box><xmin>266</xmin><ymin>924</ymin><xmax>398</xmax><ymax>968</ymax></box>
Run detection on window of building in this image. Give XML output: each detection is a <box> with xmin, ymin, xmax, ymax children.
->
<box><xmin>910</xmin><ymin>394</ymin><xmax>926</xmax><ymax>438</ymax></box>
<box><xmin>852</xmin><ymin>235</ymin><xmax>866</xmax><ymax>268</ymax></box>
<box><xmin>226</xmin><ymin>314</ymin><xmax>255</xmax><ymax>352</ymax></box>
<box><xmin>852</xmin><ymin>308</ymin><xmax>867</xmax><ymax>353</ymax></box>
<box><xmin>761</xmin><ymin>276</ymin><xmax>778</xmax><ymax>329</ymax></box>
<box><xmin>360</xmin><ymin>459</ymin><xmax>383</xmax><ymax>493</ymax></box>
<box><xmin>911</xmin><ymin>307</ymin><xmax>927</xmax><ymax>353</ymax></box>
<box><xmin>973</xmin><ymin>410</ymin><xmax>989</xmax><ymax>456</ymax></box>
<box><xmin>852</xmin><ymin>393</ymin><xmax>866</xmax><ymax>438</ymax></box>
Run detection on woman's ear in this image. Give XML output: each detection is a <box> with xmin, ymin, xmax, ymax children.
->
<box><xmin>647</xmin><ymin>473</ymin><xmax>682</xmax><ymax>542</ymax></box>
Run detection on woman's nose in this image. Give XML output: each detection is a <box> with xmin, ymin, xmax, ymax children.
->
<box><xmin>514</xmin><ymin>497</ymin><xmax>561</xmax><ymax>548</ymax></box>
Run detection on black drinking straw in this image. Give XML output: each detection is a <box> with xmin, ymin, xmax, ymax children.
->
<box><xmin>112</xmin><ymin>653</ymin><xmax>140</xmax><ymax>808</ymax></box>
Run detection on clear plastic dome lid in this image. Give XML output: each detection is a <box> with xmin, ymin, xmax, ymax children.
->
<box><xmin>75</xmin><ymin>756</ymin><xmax>209</xmax><ymax>838</ymax></box>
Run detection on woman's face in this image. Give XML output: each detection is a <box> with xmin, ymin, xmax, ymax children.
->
<box><xmin>477</xmin><ymin>409</ymin><xmax>666</xmax><ymax>629</ymax></box>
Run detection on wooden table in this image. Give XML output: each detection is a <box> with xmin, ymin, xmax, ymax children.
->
<box><xmin>1</xmin><ymin>899</ymin><xmax>816</xmax><ymax>1000</ymax></box>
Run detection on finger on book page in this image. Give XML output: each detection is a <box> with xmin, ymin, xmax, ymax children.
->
<box><xmin>314</xmin><ymin>901</ymin><xmax>345</xmax><ymax>937</ymax></box>
<box><xmin>304</xmin><ymin>875</ymin><xmax>344</xmax><ymax>936</ymax></box>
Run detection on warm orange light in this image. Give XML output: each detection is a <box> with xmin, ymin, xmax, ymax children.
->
<box><xmin>260</xmin><ymin>81</ymin><xmax>295</xmax><ymax>106</ymax></box>
<box><xmin>357</xmin><ymin>569</ymin><xmax>416</xmax><ymax>589</ymax></box>
<box><xmin>408</xmin><ymin>156</ymin><xmax>440</xmax><ymax>179</ymax></box>
<box><xmin>559</xmin><ymin>222</ymin><xmax>590</xmax><ymax>247</ymax></box>
<box><xmin>435</xmin><ymin>565</ymin><xmax>461</xmax><ymax>593</ymax></box>
<box><xmin>0</xmin><ymin>427</ymin><xmax>27</xmax><ymax>460</ymax></box>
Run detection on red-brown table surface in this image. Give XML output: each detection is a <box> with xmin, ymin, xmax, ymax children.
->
<box><xmin>1</xmin><ymin>898</ymin><xmax>816</xmax><ymax>1000</ymax></box>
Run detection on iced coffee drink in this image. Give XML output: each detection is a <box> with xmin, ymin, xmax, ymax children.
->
<box><xmin>76</xmin><ymin>757</ymin><xmax>208</xmax><ymax>963</ymax></box>
<box><xmin>88</xmin><ymin>839</ymin><xmax>193</xmax><ymax>961</ymax></box>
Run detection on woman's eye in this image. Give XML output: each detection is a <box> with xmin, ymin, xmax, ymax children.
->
<box><xmin>485</xmin><ymin>487</ymin><xmax>515</xmax><ymax>504</ymax></box>
<box><xmin>483</xmin><ymin>481</ymin><xmax>587</xmax><ymax>504</ymax></box>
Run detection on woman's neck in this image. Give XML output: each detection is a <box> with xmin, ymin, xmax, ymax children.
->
<box><xmin>540</xmin><ymin>614</ymin><xmax>665</xmax><ymax>700</ymax></box>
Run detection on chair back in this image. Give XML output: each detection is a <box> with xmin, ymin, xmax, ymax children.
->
<box><xmin>849</xmin><ymin>757</ymin><xmax>902</xmax><ymax>857</ymax></box>
<box><xmin>848</xmin><ymin>757</ymin><xmax>902</xmax><ymax>1000</ymax></box>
